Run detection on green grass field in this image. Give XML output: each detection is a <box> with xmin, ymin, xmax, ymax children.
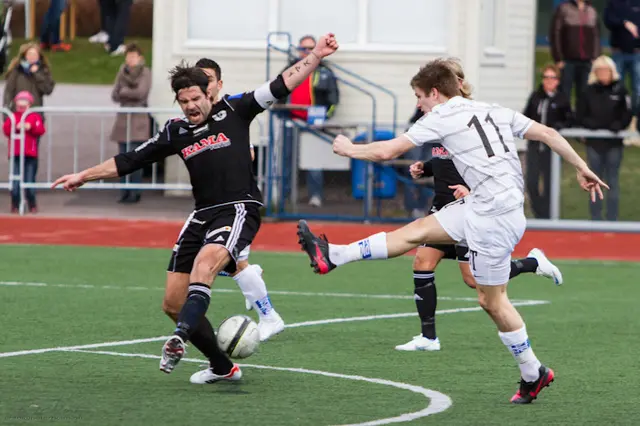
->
<box><xmin>1</xmin><ymin>244</ymin><xmax>639</xmax><ymax>425</ymax></box>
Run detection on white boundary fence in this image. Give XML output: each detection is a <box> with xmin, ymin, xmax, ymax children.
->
<box><xmin>2</xmin><ymin>106</ymin><xmax>639</xmax><ymax>232</ymax></box>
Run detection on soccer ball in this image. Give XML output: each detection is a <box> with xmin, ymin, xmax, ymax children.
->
<box><xmin>216</xmin><ymin>315</ymin><xmax>260</xmax><ymax>359</ymax></box>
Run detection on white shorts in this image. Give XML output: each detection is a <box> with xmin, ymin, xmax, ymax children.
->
<box><xmin>433</xmin><ymin>199</ymin><xmax>526</xmax><ymax>286</ymax></box>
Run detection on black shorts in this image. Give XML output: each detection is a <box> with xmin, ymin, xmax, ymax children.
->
<box><xmin>420</xmin><ymin>205</ymin><xmax>469</xmax><ymax>262</ymax></box>
<box><xmin>168</xmin><ymin>202</ymin><xmax>261</xmax><ymax>274</ymax></box>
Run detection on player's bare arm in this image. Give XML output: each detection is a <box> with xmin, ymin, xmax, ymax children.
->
<box><xmin>524</xmin><ymin>121</ymin><xmax>608</xmax><ymax>201</ymax></box>
<box><xmin>333</xmin><ymin>134</ymin><xmax>416</xmax><ymax>162</ymax></box>
<box><xmin>51</xmin><ymin>158</ymin><xmax>118</xmax><ymax>191</ymax></box>
<box><xmin>282</xmin><ymin>33</ymin><xmax>339</xmax><ymax>91</ymax></box>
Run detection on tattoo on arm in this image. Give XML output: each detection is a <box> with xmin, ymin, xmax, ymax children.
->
<box><xmin>303</xmin><ymin>59</ymin><xmax>310</xmax><ymax>66</ymax></box>
<box><xmin>288</xmin><ymin>70</ymin><xmax>295</xmax><ymax>77</ymax></box>
<box><xmin>295</xmin><ymin>65</ymin><xmax>301</xmax><ymax>72</ymax></box>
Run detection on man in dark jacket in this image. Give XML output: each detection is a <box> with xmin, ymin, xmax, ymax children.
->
<box><xmin>550</xmin><ymin>0</ymin><xmax>601</xmax><ymax>107</ymax></box>
<box><xmin>280</xmin><ymin>35</ymin><xmax>340</xmax><ymax>207</ymax></box>
<box><xmin>604</xmin><ymin>0</ymin><xmax>640</xmax><ymax>113</ymax></box>
<box><xmin>523</xmin><ymin>64</ymin><xmax>573</xmax><ymax>219</ymax></box>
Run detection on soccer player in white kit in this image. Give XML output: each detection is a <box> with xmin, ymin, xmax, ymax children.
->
<box><xmin>297</xmin><ymin>58</ymin><xmax>607</xmax><ymax>404</ymax></box>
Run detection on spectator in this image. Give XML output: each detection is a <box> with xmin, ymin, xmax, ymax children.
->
<box><xmin>577</xmin><ymin>55</ymin><xmax>632</xmax><ymax>221</ymax></box>
<box><xmin>40</xmin><ymin>0</ymin><xmax>71</xmax><ymax>52</ymax></box>
<box><xmin>523</xmin><ymin>64</ymin><xmax>573</xmax><ymax>219</ymax></box>
<box><xmin>403</xmin><ymin>107</ymin><xmax>431</xmax><ymax>218</ymax></box>
<box><xmin>550</xmin><ymin>0</ymin><xmax>601</xmax><ymax>107</ymax></box>
<box><xmin>103</xmin><ymin>0</ymin><xmax>133</xmax><ymax>56</ymax></box>
<box><xmin>604</xmin><ymin>0</ymin><xmax>640</xmax><ymax>113</ymax></box>
<box><xmin>282</xmin><ymin>35</ymin><xmax>340</xmax><ymax>207</ymax></box>
<box><xmin>3</xmin><ymin>42</ymin><xmax>55</xmax><ymax>111</ymax></box>
<box><xmin>110</xmin><ymin>43</ymin><xmax>151</xmax><ymax>203</ymax></box>
<box><xmin>3</xmin><ymin>91</ymin><xmax>45</xmax><ymax>213</ymax></box>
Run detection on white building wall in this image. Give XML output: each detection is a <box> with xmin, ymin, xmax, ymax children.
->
<box><xmin>150</xmin><ymin>0</ymin><xmax>536</xmax><ymax>187</ymax></box>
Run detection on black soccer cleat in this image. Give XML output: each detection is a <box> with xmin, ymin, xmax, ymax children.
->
<box><xmin>297</xmin><ymin>220</ymin><xmax>336</xmax><ymax>275</ymax></box>
<box><xmin>510</xmin><ymin>365</ymin><xmax>555</xmax><ymax>404</ymax></box>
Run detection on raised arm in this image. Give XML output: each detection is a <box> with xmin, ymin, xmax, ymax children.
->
<box><xmin>229</xmin><ymin>33</ymin><xmax>340</xmax><ymax>122</ymax></box>
<box><xmin>282</xmin><ymin>34</ymin><xmax>339</xmax><ymax>92</ymax></box>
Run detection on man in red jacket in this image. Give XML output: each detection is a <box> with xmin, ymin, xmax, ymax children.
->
<box><xmin>3</xmin><ymin>91</ymin><xmax>45</xmax><ymax>213</ymax></box>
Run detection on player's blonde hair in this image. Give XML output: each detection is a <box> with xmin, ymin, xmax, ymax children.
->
<box><xmin>588</xmin><ymin>55</ymin><xmax>620</xmax><ymax>85</ymax></box>
<box><xmin>440</xmin><ymin>58</ymin><xmax>473</xmax><ymax>99</ymax></box>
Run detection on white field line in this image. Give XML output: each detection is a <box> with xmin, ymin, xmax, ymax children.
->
<box><xmin>0</xmin><ymin>299</ymin><xmax>547</xmax><ymax>359</ymax></box>
<box><xmin>0</xmin><ymin>281</ymin><xmax>547</xmax><ymax>304</ymax></box>
<box><xmin>64</xmin><ymin>348</ymin><xmax>452</xmax><ymax>426</ymax></box>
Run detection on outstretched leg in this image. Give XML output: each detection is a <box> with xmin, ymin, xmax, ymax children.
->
<box><xmin>297</xmin><ymin>215</ymin><xmax>454</xmax><ymax>274</ymax></box>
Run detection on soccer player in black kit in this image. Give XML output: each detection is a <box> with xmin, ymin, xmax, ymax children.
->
<box><xmin>395</xmin><ymin>59</ymin><xmax>564</xmax><ymax>352</ymax></box>
<box><xmin>52</xmin><ymin>33</ymin><xmax>340</xmax><ymax>384</ymax></box>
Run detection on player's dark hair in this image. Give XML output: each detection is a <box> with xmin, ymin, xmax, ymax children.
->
<box><xmin>169</xmin><ymin>61</ymin><xmax>210</xmax><ymax>98</ymax></box>
<box><xmin>195</xmin><ymin>57</ymin><xmax>222</xmax><ymax>81</ymax></box>
<box><xmin>410</xmin><ymin>59</ymin><xmax>461</xmax><ymax>99</ymax></box>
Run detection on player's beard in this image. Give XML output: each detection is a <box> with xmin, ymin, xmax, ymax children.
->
<box><xmin>186</xmin><ymin>100</ymin><xmax>212</xmax><ymax>125</ymax></box>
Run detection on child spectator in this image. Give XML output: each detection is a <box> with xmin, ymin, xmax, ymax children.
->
<box><xmin>3</xmin><ymin>91</ymin><xmax>45</xmax><ymax>213</ymax></box>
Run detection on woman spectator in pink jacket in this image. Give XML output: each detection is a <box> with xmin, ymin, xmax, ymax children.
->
<box><xmin>3</xmin><ymin>91</ymin><xmax>45</xmax><ymax>213</ymax></box>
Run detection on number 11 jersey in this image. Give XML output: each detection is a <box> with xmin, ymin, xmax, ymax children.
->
<box><xmin>405</xmin><ymin>96</ymin><xmax>533</xmax><ymax>216</ymax></box>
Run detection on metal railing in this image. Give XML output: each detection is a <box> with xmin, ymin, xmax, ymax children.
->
<box><xmin>6</xmin><ymin>106</ymin><xmax>268</xmax><ymax>215</ymax></box>
<box><xmin>3</xmin><ymin>106</ymin><xmax>639</xmax><ymax>232</ymax></box>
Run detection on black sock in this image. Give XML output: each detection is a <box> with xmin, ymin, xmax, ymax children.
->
<box><xmin>174</xmin><ymin>282</ymin><xmax>211</xmax><ymax>341</ymax></box>
<box><xmin>413</xmin><ymin>270</ymin><xmax>437</xmax><ymax>340</ymax></box>
<box><xmin>190</xmin><ymin>316</ymin><xmax>234</xmax><ymax>375</ymax></box>
<box><xmin>509</xmin><ymin>258</ymin><xmax>539</xmax><ymax>279</ymax></box>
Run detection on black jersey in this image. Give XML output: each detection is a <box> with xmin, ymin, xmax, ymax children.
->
<box><xmin>423</xmin><ymin>144</ymin><xmax>468</xmax><ymax>210</ymax></box>
<box><xmin>114</xmin><ymin>86</ymin><xmax>278</xmax><ymax>211</ymax></box>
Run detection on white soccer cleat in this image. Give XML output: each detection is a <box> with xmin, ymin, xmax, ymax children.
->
<box><xmin>258</xmin><ymin>311</ymin><xmax>285</xmax><ymax>342</ymax></box>
<box><xmin>528</xmin><ymin>248</ymin><xmax>563</xmax><ymax>285</ymax></box>
<box><xmin>159</xmin><ymin>335</ymin><xmax>186</xmax><ymax>374</ymax></box>
<box><xmin>395</xmin><ymin>335</ymin><xmax>441</xmax><ymax>352</ymax></box>
<box><xmin>190</xmin><ymin>364</ymin><xmax>243</xmax><ymax>384</ymax></box>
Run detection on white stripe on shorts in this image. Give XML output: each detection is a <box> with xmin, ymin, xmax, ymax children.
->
<box><xmin>225</xmin><ymin>203</ymin><xmax>247</xmax><ymax>255</ymax></box>
<box><xmin>172</xmin><ymin>211</ymin><xmax>195</xmax><ymax>272</ymax></box>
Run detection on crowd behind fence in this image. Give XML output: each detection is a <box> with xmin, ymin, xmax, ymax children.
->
<box><xmin>2</xmin><ymin>105</ymin><xmax>640</xmax><ymax>233</ymax></box>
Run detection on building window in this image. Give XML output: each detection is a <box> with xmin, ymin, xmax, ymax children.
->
<box><xmin>368</xmin><ymin>0</ymin><xmax>447</xmax><ymax>47</ymax></box>
<box><xmin>187</xmin><ymin>0</ymin><xmax>270</xmax><ymax>41</ymax></box>
<box><xmin>279</xmin><ymin>0</ymin><xmax>359</xmax><ymax>44</ymax></box>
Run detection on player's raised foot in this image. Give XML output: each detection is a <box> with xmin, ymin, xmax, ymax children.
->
<box><xmin>297</xmin><ymin>220</ymin><xmax>336</xmax><ymax>274</ymax></box>
<box><xmin>258</xmin><ymin>311</ymin><xmax>285</xmax><ymax>342</ymax></box>
<box><xmin>190</xmin><ymin>364</ymin><xmax>242</xmax><ymax>384</ymax></box>
<box><xmin>528</xmin><ymin>248</ymin><xmax>563</xmax><ymax>285</ymax></box>
<box><xmin>395</xmin><ymin>335</ymin><xmax>441</xmax><ymax>351</ymax></box>
<box><xmin>159</xmin><ymin>335</ymin><xmax>186</xmax><ymax>374</ymax></box>
<box><xmin>510</xmin><ymin>365</ymin><xmax>555</xmax><ymax>404</ymax></box>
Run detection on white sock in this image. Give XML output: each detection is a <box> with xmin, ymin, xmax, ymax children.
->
<box><xmin>328</xmin><ymin>232</ymin><xmax>388</xmax><ymax>266</ymax></box>
<box><xmin>233</xmin><ymin>265</ymin><xmax>274</xmax><ymax>320</ymax></box>
<box><xmin>499</xmin><ymin>325</ymin><xmax>542</xmax><ymax>382</ymax></box>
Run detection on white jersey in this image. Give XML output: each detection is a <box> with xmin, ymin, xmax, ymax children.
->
<box><xmin>405</xmin><ymin>97</ymin><xmax>533</xmax><ymax>216</ymax></box>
